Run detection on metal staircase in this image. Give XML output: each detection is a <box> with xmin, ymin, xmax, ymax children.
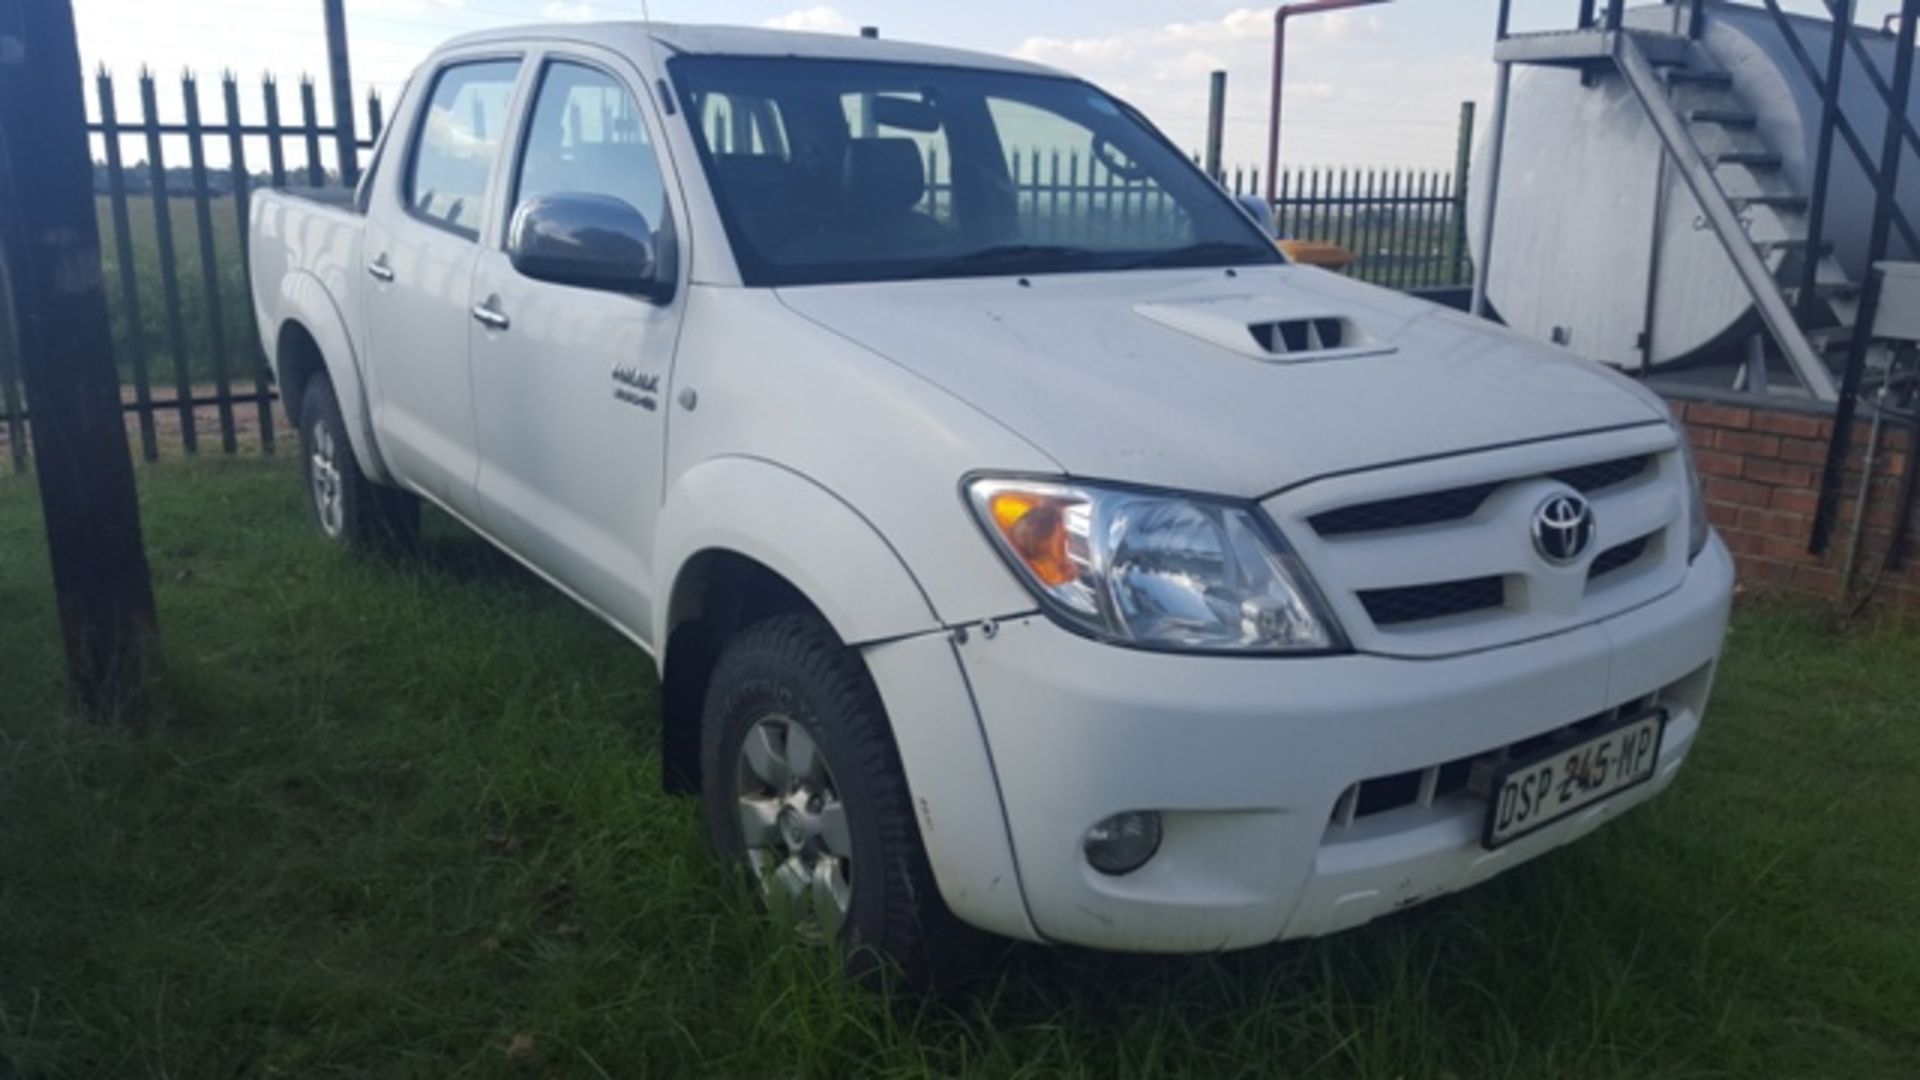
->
<box><xmin>1491</xmin><ymin>22</ymin><xmax>1854</xmax><ymax>399</ymax></box>
<box><xmin>1478</xmin><ymin>0</ymin><xmax>1920</xmax><ymax>568</ymax></box>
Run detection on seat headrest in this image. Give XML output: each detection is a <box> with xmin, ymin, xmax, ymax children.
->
<box><xmin>842</xmin><ymin>138</ymin><xmax>926</xmax><ymax>212</ymax></box>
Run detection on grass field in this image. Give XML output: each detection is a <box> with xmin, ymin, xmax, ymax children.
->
<box><xmin>1</xmin><ymin>456</ymin><xmax>1917</xmax><ymax>1078</ymax></box>
<box><xmin>93</xmin><ymin>194</ymin><xmax>258</xmax><ymax>390</ymax></box>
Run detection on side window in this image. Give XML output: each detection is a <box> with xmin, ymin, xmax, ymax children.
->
<box><xmin>513</xmin><ymin>61</ymin><xmax>667</xmax><ymax>232</ymax></box>
<box><xmin>406</xmin><ymin>59</ymin><xmax>521</xmax><ymax>239</ymax></box>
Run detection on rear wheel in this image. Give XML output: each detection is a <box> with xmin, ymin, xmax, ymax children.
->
<box><xmin>700</xmin><ymin>613</ymin><xmax>989</xmax><ymax>982</ymax></box>
<box><xmin>298</xmin><ymin>375</ymin><xmax>419</xmax><ymax>552</ymax></box>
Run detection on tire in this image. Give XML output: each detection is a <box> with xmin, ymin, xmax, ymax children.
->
<box><xmin>297</xmin><ymin>374</ymin><xmax>419</xmax><ymax>552</ymax></box>
<box><xmin>700</xmin><ymin>613</ymin><xmax>989</xmax><ymax>984</ymax></box>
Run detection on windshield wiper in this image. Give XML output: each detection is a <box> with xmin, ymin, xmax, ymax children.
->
<box><xmin>901</xmin><ymin>244</ymin><xmax>1102</xmax><ymax>279</ymax></box>
<box><xmin>1121</xmin><ymin>240</ymin><xmax>1277</xmax><ymax>270</ymax></box>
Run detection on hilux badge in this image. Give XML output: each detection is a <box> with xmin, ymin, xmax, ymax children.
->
<box><xmin>1532</xmin><ymin>492</ymin><xmax>1595</xmax><ymax>565</ymax></box>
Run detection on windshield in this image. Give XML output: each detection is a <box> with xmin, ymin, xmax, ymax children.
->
<box><xmin>670</xmin><ymin>56</ymin><xmax>1281</xmax><ymax>286</ymax></box>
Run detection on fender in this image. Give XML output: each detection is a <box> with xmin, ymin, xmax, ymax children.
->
<box><xmin>274</xmin><ymin>269</ymin><xmax>394</xmax><ymax>485</ymax></box>
<box><xmin>652</xmin><ymin>455</ymin><xmax>941</xmax><ymax>652</ymax></box>
<box><xmin>653</xmin><ymin>455</ymin><xmax>1037</xmax><ymax>941</ymax></box>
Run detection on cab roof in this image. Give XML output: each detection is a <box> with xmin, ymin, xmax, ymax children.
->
<box><xmin>440</xmin><ymin>21</ymin><xmax>1062</xmax><ymax>78</ymax></box>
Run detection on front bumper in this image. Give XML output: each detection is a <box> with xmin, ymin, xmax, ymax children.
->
<box><xmin>940</xmin><ymin>535</ymin><xmax>1734</xmax><ymax>952</ymax></box>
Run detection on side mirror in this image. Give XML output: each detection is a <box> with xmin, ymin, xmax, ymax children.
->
<box><xmin>1235</xmin><ymin>193</ymin><xmax>1277</xmax><ymax>238</ymax></box>
<box><xmin>507</xmin><ymin>192</ymin><xmax>667</xmax><ymax>297</ymax></box>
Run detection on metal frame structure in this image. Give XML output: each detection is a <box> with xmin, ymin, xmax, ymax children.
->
<box><xmin>1475</xmin><ymin>0</ymin><xmax>1919</xmax><ymax>569</ymax></box>
<box><xmin>1263</xmin><ymin>0</ymin><xmax>1393</xmax><ymax>208</ymax></box>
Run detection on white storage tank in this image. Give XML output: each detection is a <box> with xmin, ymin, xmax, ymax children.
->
<box><xmin>1470</xmin><ymin>1</ymin><xmax>1920</xmax><ymax>370</ymax></box>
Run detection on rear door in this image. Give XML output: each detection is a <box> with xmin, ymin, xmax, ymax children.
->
<box><xmin>468</xmin><ymin>49</ymin><xmax>686</xmax><ymax>638</ymax></box>
<box><xmin>363</xmin><ymin>55</ymin><xmax>523</xmax><ymax>516</ymax></box>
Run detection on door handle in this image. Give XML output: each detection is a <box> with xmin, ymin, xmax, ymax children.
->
<box><xmin>366</xmin><ymin>255</ymin><xmax>394</xmax><ymax>282</ymax></box>
<box><xmin>471</xmin><ymin>298</ymin><xmax>511</xmax><ymax>331</ymax></box>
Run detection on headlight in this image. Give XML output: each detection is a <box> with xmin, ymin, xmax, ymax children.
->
<box><xmin>1673</xmin><ymin>423</ymin><xmax>1711</xmax><ymax>561</ymax></box>
<box><xmin>965</xmin><ymin>477</ymin><xmax>1345</xmax><ymax>653</ymax></box>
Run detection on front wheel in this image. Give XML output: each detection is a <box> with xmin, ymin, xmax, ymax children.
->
<box><xmin>700</xmin><ymin>614</ymin><xmax>987</xmax><ymax>982</ymax></box>
<box><xmin>297</xmin><ymin>375</ymin><xmax>419</xmax><ymax>552</ymax></box>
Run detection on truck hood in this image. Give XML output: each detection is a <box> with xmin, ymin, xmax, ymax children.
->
<box><xmin>775</xmin><ymin>265</ymin><xmax>1666</xmax><ymax>497</ymax></box>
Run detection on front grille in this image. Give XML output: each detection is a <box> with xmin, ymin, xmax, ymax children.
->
<box><xmin>1328</xmin><ymin>696</ymin><xmax>1655</xmax><ymax>827</ymax></box>
<box><xmin>1588</xmin><ymin>534</ymin><xmax>1653</xmax><ymax>581</ymax></box>
<box><xmin>1308</xmin><ymin>454</ymin><xmax>1651</xmax><ymax>539</ymax></box>
<box><xmin>1311</xmin><ymin>482</ymin><xmax>1500</xmax><ymax>537</ymax></box>
<box><xmin>1554</xmin><ymin>454</ymin><xmax>1650</xmax><ymax>493</ymax></box>
<box><xmin>1358</xmin><ymin>575</ymin><xmax>1504</xmax><ymax>626</ymax></box>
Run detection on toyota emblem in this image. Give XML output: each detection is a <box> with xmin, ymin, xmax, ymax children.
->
<box><xmin>1531</xmin><ymin>492</ymin><xmax>1596</xmax><ymax>565</ymax></box>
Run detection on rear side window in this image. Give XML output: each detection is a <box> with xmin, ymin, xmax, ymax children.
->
<box><xmin>513</xmin><ymin>61</ymin><xmax>667</xmax><ymax>233</ymax></box>
<box><xmin>406</xmin><ymin>59</ymin><xmax>521</xmax><ymax>239</ymax></box>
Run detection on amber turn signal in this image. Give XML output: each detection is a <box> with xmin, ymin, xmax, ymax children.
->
<box><xmin>987</xmin><ymin>491</ymin><xmax>1078</xmax><ymax>587</ymax></box>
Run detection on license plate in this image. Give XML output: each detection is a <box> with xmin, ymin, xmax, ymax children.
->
<box><xmin>1483</xmin><ymin>710</ymin><xmax>1666</xmax><ymax>849</ymax></box>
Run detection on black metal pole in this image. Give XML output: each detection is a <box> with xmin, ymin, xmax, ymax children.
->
<box><xmin>1797</xmin><ymin>0</ymin><xmax>1848</xmax><ymax>325</ymax></box>
<box><xmin>0</xmin><ymin>0</ymin><xmax>159</xmax><ymax>712</ymax></box>
<box><xmin>1812</xmin><ymin>0</ymin><xmax>1918</xmax><ymax>555</ymax></box>
<box><xmin>1205</xmin><ymin>70</ymin><xmax>1227</xmax><ymax>182</ymax></box>
<box><xmin>323</xmin><ymin>0</ymin><xmax>358</xmax><ymax>186</ymax></box>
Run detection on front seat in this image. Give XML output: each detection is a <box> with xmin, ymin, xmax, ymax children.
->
<box><xmin>840</xmin><ymin>138</ymin><xmax>950</xmax><ymax>249</ymax></box>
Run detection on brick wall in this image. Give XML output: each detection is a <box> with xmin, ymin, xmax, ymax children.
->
<box><xmin>1669</xmin><ymin>395</ymin><xmax>1918</xmax><ymax>610</ymax></box>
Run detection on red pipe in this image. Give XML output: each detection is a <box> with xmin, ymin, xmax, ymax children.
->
<box><xmin>1264</xmin><ymin>0</ymin><xmax>1392</xmax><ymax>207</ymax></box>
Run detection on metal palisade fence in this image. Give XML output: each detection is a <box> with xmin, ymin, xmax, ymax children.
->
<box><xmin>0</xmin><ymin>75</ymin><xmax>1471</xmax><ymax>475</ymax></box>
<box><xmin>0</xmin><ymin>66</ymin><xmax>378</xmax><ymax>474</ymax></box>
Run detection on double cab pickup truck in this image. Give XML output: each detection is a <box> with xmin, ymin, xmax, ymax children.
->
<box><xmin>249</xmin><ymin>21</ymin><xmax>1735</xmax><ymax>978</ymax></box>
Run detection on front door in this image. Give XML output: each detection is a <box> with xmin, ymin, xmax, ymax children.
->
<box><xmin>469</xmin><ymin>54</ymin><xmax>684</xmax><ymax>638</ymax></box>
<box><xmin>364</xmin><ymin>56</ymin><xmax>521</xmax><ymax>517</ymax></box>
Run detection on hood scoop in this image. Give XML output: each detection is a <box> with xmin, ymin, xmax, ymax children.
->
<box><xmin>1135</xmin><ymin>297</ymin><xmax>1398</xmax><ymax>364</ymax></box>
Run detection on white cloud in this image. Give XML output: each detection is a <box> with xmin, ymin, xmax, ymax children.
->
<box><xmin>540</xmin><ymin>1</ymin><xmax>622</xmax><ymax>19</ymax></box>
<box><xmin>763</xmin><ymin>6</ymin><xmax>854</xmax><ymax>34</ymax></box>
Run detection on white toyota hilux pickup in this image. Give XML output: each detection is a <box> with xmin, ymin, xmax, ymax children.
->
<box><xmin>249</xmin><ymin>22</ymin><xmax>1734</xmax><ymax>977</ymax></box>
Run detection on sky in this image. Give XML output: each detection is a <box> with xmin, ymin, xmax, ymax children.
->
<box><xmin>68</xmin><ymin>0</ymin><xmax>1916</xmax><ymax>174</ymax></box>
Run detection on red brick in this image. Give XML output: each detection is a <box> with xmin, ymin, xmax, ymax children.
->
<box><xmin>1771</xmin><ymin>487</ymin><xmax>1819</xmax><ymax>515</ymax></box>
<box><xmin>1689</xmin><ymin>402</ymin><xmax>1753</xmax><ymax>430</ymax></box>
<box><xmin>1684</xmin><ymin>424</ymin><xmax>1718</xmax><ymax>452</ymax></box>
<box><xmin>1705</xmin><ymin>475</ymin><xmax>1770</xmax><ymax>506</ymax></box>
<box><xmin>1716</xmin><ymin>429</ymin><xmax>1782</xmax><ymax>458</ymax></box>
<box><xmin>1737</xmin><ymin>505</ymin><xmax>1808</xmax><ymax>537</ymax></box>
<box><xmin>1758</xmin><ymin>533</ymin><xmax>1811</xmax><ymax>562</ymax></box>
<box><xmin>1694</xmin><ymin>447</ymin><xmax>1743</xmax><ymax>478</ymax></box>
<box><xmin>1750</xmin><ymin>410</ymin><xmax>1827</xmax><ymax>440</ymax></box>
<box><xmin>1744</xmin><ymin>457</ymin><xmax>1815</xmax><ymax>488</ymax></box>
<box><xmin>1719</xmin><ymin>528</ymin><xmax>1767</xmax><ymax>557</ymax></box>
<box><xmin>1744</xmin><ymin>556</ymin><xmax>1801</xmax><ymax>585</ymax></box>
<box><xmin>1777</xmin><ymin>438</ymin><xmax>1830</xmax><ymax>466</ymax></box>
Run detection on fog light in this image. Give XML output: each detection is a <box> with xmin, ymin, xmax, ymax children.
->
<box><xmin>1083</xmin><ymin>811</ymin><xmax>1162</xmax><ymax>876</ymax></box>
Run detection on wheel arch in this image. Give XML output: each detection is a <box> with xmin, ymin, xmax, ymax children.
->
<box><xmin>653</xmin><ymin>457</ymin><xmax>943</xmax><ymax>793</ymax></box>
<box><xmin>272</xmin><ymin>270</ymin><xmax>392</xmax><ymax>484</ymax></box>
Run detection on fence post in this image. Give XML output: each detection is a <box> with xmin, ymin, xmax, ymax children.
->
<box><xmin>0</xmin><ymin>0</ymin><xmax>160</xmax><ymax>713</ymax></box>
<box><xmin>225</xmin><ymin>71</ymin><xmax>275</xmax><ymax>452</ymax></box>
<box><xmin>323</xmin><ymin>0</ymin><xmax>358</xmax><ymax>186</ymax></box>
<box><xmin>97</xmin><ymin>66</ymin><xmax>159</xmax><ymax>461</ymax></box>
<box><xmin>299</xmin><ymin>75</ymin><xmax>324</xmax><ymax>187</ymax></box>
<box><xmin>139</xmin><ymin>66</ymin><xmax>198</xmax><ymax>453</ymax></box>
<box><xmin>1451</xmin><ymin>99</ymin><xmax>1475</xmax><ymax>286</ymax></box>
<box><xmin>181</xmin><ymin>70</ymin><xmax>237</xmax><ymax>452</ymax></box>
<box><xmin>1204</xmin><ymin>70</ymin><xmax>1227</xmax><ymax>182</ymax></box>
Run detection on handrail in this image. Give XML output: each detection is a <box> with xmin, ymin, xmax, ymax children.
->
<box><xmin>1812</xmin><ymin>0</ymin><xmax>1919</xmax><ymax>554</ymax></box>
<box><xmin>1759</xmin><ymin>0</ymin><xmax>1920</xmax><ymax>257</ymax></box>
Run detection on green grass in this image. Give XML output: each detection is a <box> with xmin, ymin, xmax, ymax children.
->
<box><xmin>1</xmin><ymin>457</ymin><xmax>1917</xmax><ymax>1078</ymax></box>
